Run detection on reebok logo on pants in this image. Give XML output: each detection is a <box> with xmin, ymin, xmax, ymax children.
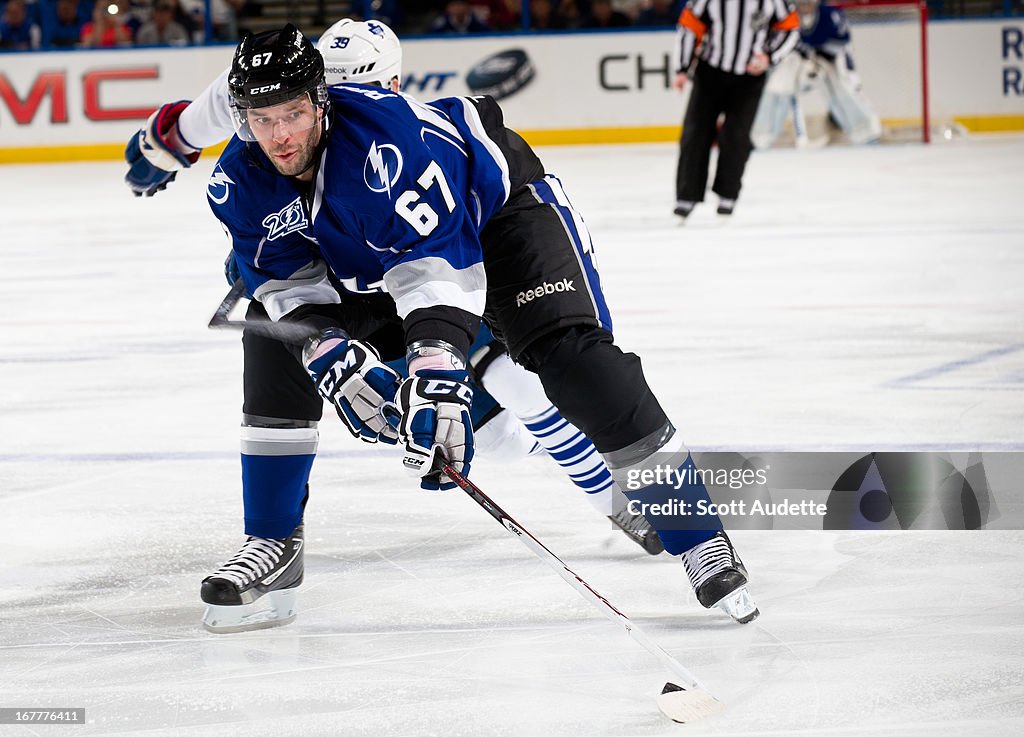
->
<box><xmin>516</xmin><ymin>278</ymin><xmax>576</xmax><ymax>307</ymax></box>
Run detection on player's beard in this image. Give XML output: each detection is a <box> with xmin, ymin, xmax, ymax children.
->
<box><xmin>264</xmin><ymin>122</ymin><xmax>321</xmax><ymax>179</ymax></box>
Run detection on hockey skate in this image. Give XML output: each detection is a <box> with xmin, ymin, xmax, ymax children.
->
<box><xmin>716</xmin><ymin>198</ymin><xmax>736</xmax><ymax>216</ymax></box>
<box><xmin>681</xmin><ymin>531</ymin><xmax>759</xmax><ymax>624</ymax></box>
<box><xmin>608</xmin><ymin>505</ymin><xmax>665</xmax><ymax>556</ymax></box>
<box><xmin>201</xmin><ymin>524</ymin><xmax>304</xmax><ymax>633</ymax></box>
<box><xmin>674</xmin><ymin>200</ymin><xmax>696</xmax><ymax>221</ymax></box>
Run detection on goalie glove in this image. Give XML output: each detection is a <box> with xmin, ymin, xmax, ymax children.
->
<box><xmin>303</xmin><ymin>330</ymin><xmax>402</xmax><ymax>445</ymax></box>
<box><xmin>397</xmin><ymin>369</ymin><xmax>474</xmax><ymax>491</ymax></box>
<box><xmin>124</xmin><ymin>101</ymin><xmax>201</xmax><ymax>197</ymax></box>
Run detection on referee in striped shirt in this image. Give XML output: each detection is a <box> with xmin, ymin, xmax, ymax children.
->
<box><xmin>673</xmin><ymin>0</ymin><xmax>800</xmax><ymax>219</ymax></box>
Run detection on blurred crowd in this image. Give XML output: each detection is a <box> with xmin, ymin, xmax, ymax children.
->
<box><xmin>3</xmin><ymin>1</ymin><xmax>1020</xmax><ymax>51</ymax></box>
<box><xmin>0</xmin><ymin>0</ymin><xmax>252</xmax><ymax>49</ymax></box>
<box><xmin>0</xmin><ymin>0</ymin><xmax>685</xmax><ymax>50</ymax></box>
<box><xmin>421</xmin><ymin>1</ymin><xmax>682</xmax><ymax>33</ymax></box>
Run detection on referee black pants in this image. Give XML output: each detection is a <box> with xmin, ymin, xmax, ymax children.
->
<box><xmin>675</xmin><ymin>62</ymin><xmax>767</xmax><ymax>203</ymax></box>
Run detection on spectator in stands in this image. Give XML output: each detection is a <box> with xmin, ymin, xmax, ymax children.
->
<box><xmin>160</xmin><ymin>0</ymin><xmax>197</xmax><ymax>39</ymax></box>
<box><xmin>45</xmin><ymin>0</ymin><xmax>85</xmax><ymax>47</ymax></box>
<box><xmin>80</xmin><ymin>0</ymin><xmax>132</xmax><ymax>46</ymax></box>
<box><xmin>431</xmin><ymin>0</ymin><xmax>491</xmax><ymax>33</ymax></box>
<box><xmin>75</xmin><ymin>0</ymin><xmax>93</xmax><ymax>23</ymax></box>
<box><xmin>179</xmin><ymin>0</ymin><xmax>243</xmax><ymax>41</ymax></box>
<box><xmin>556</xmin><ymin>0</ymin><xmax>585</xmax><ymax>28</ymax></box>
<box><xmin>136</xmin><ymin>0</ymin><xmax>187</xmax><ymax>45</ymax></box>
<box><xmin>0</xmin><ymin>0</ymin><xmax>41</xmax><ymax>49</ymax></box>
<box><xmin>350</xmin><ymin>0</ymin><xmax>404</xmax><ymax>31</ymax></box>
<box><xmin>120</xmin><ymin>0</ymin><xmax>149</xmax><ymax>36</ymax></box>
<box><xmin>636</xmin><ymin>0</ymin><xmax>679</xmax><ymax>26</ymax></box>
<box><xmin>583</xmin><ymin>0</ymin><xmax>632</xmax><ymax>27</ymax></box>
<box><xmin>529</xmin><ymin>0</ymin><xmax>568</xmax><ymax>29</ymax></box>
<box><xmin>471</xmin><ymin>0</ymin><xmax>518</xmax><ymax>29</ymax></box>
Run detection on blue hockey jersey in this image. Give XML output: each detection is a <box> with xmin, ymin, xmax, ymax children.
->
<box><xmin>800</xmin><ymin>4</ymin><xmax>851</xmax><ymax>63</ymax></box>
<box><xmin>207</xmin><ymin>85</ymin><xmax>518</xmax><ymax>342</ymax></box>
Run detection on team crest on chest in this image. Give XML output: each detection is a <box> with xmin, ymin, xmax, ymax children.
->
<box><xmin>363</xmin><ymin>142</ymin><xmax>403</xmax><ymax>197</ymax></box>
<box><xmin>262</xmin><ymin>196</ymin><xmax>308</xmax><ymax>241</ymax></box>
<box><xmin>208</xmin><ymin>167</ymin><xmax>235</xmax><ymax>204</ymax></box>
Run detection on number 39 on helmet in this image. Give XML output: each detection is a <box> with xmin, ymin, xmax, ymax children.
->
<box><xmin>316</xmin><ymin>18</ymin><xmax>403</xmax><ymax>92</ymax></box>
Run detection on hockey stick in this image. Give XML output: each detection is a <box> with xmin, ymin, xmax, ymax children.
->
<box><xmin>206</xmin><ymin>279</ymin><xmax>321</xmax><ymax>345</ymax></box>
<box><xmin>440</xmin><ymin>461</ymin><xmax>724</xmax><ymax>724</ymax></box>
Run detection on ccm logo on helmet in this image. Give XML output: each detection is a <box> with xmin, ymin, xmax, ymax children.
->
<box><xmin>515</xmin><ymin>278</ymin><xmax>575</xmax><ymax>307</ymax></box>
<box><xmin>250</xmin><ymin>83</ymin><xmax>282</xmax><ymax>94</ymax></box>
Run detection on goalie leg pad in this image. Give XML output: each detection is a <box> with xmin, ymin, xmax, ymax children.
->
<box><xmin>821</xmin><ymin>59</ymin><xmax>882</xmax><ymax>144</ymax></box>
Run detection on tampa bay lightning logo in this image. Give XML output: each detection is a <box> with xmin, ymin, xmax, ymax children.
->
<box><xmin>366</xmin><ymin>21</ymin><xmax>385</xmax><ymax>37</ymax></box>
<box><xmin>262</xmin><ymin>196</ymin><xmax>308</xmax><ymax>241</ymax></box>
<box><xmin>363</xmin><ymin>142</ymin><xmax>403</xmax><ymax>198</ymax></box>
<box><xmin>208</xmin><ymin>166</ymin><xmax>235</xmax><ymax>204</ymax></box>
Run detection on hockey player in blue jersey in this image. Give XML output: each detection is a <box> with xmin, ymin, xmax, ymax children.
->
<box><xmin>127</xmin><ymin>23</ymin><xmax>759</xmax><ymax>631</ymax></box>
<box><xmin>752</xmin><ymin>0</ymin><xmax>882</xmax><ymax>147</ymax></box>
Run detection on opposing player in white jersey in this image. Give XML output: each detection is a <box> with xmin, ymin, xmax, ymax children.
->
<box><xmin>125</xmin><ymin>19</ymin><xmax>758</xmax><ymax>633</ymax></box>
<box><xmin>752</xmin><ymin>0</ymin><xmax>882</xmax><ymax>148</ymax></box>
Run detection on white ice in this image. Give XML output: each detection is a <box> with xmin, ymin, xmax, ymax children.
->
<box><xmin>1</xmin><ymin>137</ymin><xmax>1023</xmax><ymax>736</ymax></box>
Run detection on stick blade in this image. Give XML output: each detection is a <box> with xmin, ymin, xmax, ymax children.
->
<box><xmin>656</xmin><ymin>682</ymin><xmax>724</xmax><ymax>724</ymax></box>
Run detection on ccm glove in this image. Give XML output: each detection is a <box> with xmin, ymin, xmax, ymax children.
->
<box><xmin>398</xmin><ymin>369</ymin><xmax>474</xmax><ymax>491</ymax></box>
<box><xmin>303</xmin><ymin>330</ymin><xmax>402</xmax><ymax>444</ymax></box>
<box><xmin>125</xmin><ymin>101</ymin><xmax>200</xmax><ymax>197</ymax></box>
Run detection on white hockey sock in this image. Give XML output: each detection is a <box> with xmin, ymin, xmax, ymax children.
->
<box><xmin>480</xmin><ymin>353</ymin><xmax>615</xmax><ymax>514</ymax></box>
<box><xmin>521</xmin><ymin>406</ymin><xmax>615</xmax><ymax>515</ymax></box>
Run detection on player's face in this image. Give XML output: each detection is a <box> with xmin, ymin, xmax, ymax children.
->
<box><xmin>247</xmin><ymin>96</ymin><xmax>322</xmax><ymax>178</ymax></box>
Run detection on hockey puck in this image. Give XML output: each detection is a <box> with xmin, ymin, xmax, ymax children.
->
<box><xmin>465</xmin><ymin>49</ymin><xmax>535</xmax><ymax>101</ymax></box>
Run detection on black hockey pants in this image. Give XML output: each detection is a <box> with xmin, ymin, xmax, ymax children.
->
<box><xmin>675</xmin><ymin>61</ymin><xmax>768</xmax><ymax>203</ymax></box>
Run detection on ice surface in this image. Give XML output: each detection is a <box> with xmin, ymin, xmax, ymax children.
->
<box><xmin>1</xmin><ymin>137</ymin><xmax>1023</xmax><ymax>735</ymax></box>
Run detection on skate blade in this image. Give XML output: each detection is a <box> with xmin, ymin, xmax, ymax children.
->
<box><xmin>656</xmin><ymin>682</ymin><xmax>725</xmax><ymax>723</ymax></box>
<box><xmin>714</xmin><ymin>586</ymin><xmax>759</xmax><ymax>624</ymax></box>
<box><xmin>202</xmin><ymin>589</ymin><xmax>298</xmax><ymax>634</ymax></box>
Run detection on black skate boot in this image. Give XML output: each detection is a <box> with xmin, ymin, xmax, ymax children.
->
<box><xmin>608</xmin><ymin>505</ymin><xmax>664</xmax><ymax>556</ymax></box>
<box><xmin>681</xmin><ymin>531</ymin><xmax>759</xmax><ymax>624</ymax></box>
<box><xmin>201</xmin><ymin>523</ymin><xmax>304</xmax><ymax>633</ymax></box>
<box><xmin>674</xmin><ymin>200</ymin><xmax>696</xmax><ymax>221</ymax></box>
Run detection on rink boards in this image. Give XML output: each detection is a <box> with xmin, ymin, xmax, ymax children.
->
<box><xmin>0</xmin><ymin>19</ymin><xmax>1021</xmax><ymax>162</ymax></box>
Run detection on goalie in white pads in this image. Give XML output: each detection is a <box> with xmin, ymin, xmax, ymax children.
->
<box><xmin>752</xmin><ymin>0</ymin><xmax>882</xmax><ymax>148</ymax></box>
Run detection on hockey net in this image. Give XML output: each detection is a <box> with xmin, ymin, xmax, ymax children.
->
<box><xmin>763</xmin><ymin>0</ymin><xmax>936</xmax><ymax>146</ymax></box>
<box><xmin>833</xmin><ymin>0</ymin><xmax>931</xmax><ymax>143</ymax></box>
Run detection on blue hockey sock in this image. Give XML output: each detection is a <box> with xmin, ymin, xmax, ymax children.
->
<box><xmin>611</xmin><ymin>434</ymin><xmax>724</xmax><ymax>556</ymax></box>
<box><xmin>240</xmin><ymin>426</ymin><xmax>318</xmax><ymax>539</ymax></box>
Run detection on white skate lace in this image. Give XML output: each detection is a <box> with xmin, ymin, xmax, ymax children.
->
<box><xmin>681</xmin><ymin>535</ymin><xmax>735</xmax><ymax>591</ymax></box>
<box><xmin>211</xmin><ymin>537</ymin><xmax>286</xmax><ymax>588</ymax></box>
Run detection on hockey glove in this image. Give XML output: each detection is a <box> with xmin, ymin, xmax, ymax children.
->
<box><xmin>303</xmin><ymin>330</ymin><xmax>402</xmax><ymax>445</ymax></box>
<box><xmin>224</xmin><ymin>251</ymin><xmax>240</xmax><ymax>287</ymax></box>
<box><xmin>397</xmin><ymin>370</ymin><xmax>474</xmax><ymax>491</ymax></box>
<box><xmin>125</xmin><ymin>101</ymin><xmax>200</xmax><ymax>197</ymax></box>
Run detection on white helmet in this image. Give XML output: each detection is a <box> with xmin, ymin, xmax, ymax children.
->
<box><xmin>316</xmin><ymin>19</ymin><xmax>403</xmax><ymax>90</ymax></box>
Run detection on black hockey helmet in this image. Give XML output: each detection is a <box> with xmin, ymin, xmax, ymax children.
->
<box><xmin>228</xmin><ymin>24</ymin><xmax>329</xmax><ymax>140</ymax></box>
